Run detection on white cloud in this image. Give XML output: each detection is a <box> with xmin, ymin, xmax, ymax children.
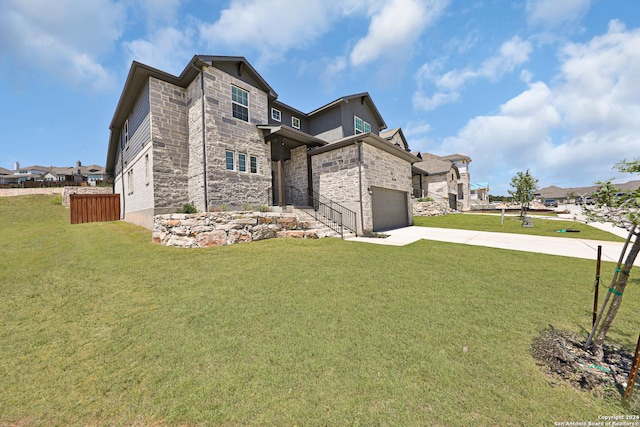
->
<box><xmin>0</xmin><ymin>0</ymin><xmax>125</xmax><ymax>91</ymax></box>
<box><xmin>432</xmin><ymin>20</ymin><xmax>640</xmax><ymax>193</ymax></box>
<box><xmin>123</xmin><ymin>27</ymin><xmax>195</xmax><ymax>74</ymax></box>
<box><xmin>412</xmin><ymin>91</ymin><xmax>460</xmax><ymax>111</ymax></box>
<box><xmin>199</xmin><ymin>0</ymin><xmax>338</xmax><ymax>65</ymax></box>
<box><xmin>414</xmin><ymin>36</ymin><xmax>532</xmax><ymax>111</ymax></box>
<box><xmin>349</xmin><ymin>0</ymin><xmax>449</xmax><ymax>66</ymax></box>
<box><xmin>526</xmin><ymin>0</ymin><xmax>591</xmax><ymax>29</ymax></box>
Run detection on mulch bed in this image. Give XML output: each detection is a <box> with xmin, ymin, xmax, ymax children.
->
<box><xmin>531</xmin><ymin>327</ymin><xmax>636</xmax><ymax>400</ymax></box>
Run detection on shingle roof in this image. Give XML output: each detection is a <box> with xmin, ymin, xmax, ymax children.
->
<box><xmin>414</xmin><ymin>153</ymin><xmax>457</xmax><ymax>175</ymax></box>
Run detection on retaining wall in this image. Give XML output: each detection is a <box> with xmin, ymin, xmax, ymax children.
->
<box><xmin>153</xmin><ymin>212</ymin><xmax>322</xmax><ymax>248</ymax></box>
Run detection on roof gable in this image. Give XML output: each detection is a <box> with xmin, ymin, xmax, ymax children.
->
<box><xmin>307</xmin><ymin>92</ymin><xmax>387</xmax><ymax>130</ymax></box>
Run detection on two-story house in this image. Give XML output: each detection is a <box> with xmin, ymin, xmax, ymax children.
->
<box><xmin>106</xmin><ymin>55</ymin><xmax>419</xmax><ymax>234</ymax></box>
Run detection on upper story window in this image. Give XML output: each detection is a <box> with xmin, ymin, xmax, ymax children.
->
<box><xmin>250</xmin><ymin>156</ymin><xmax>258</xmax><ymax>174</ymax></box>
<box><xmin>354</xmin><ymin>116</ymin><xmax>371</xmax><ymax>134</ymax></box>
<box><xmin>231</xmin><ymin>86</ymin><xmax>249</xmax><ymax>122</ymax></box>
<box><xmin>292</xmin><ymin>116</ymin><xmax>300</xmax><ymax>129</ymax></box>
<box><xmin>271</xmin><ymin>108</ymin><xmax>281</xmax><ymax>122</ymax></box>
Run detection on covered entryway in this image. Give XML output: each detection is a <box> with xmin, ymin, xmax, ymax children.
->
<box><xmin>371</xmin><ymin>186</ymin><xmax>409</xmax><ymax>231</ymax></box>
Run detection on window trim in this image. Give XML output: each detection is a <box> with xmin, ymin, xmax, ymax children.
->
<box><xmin>238</xmin><ymin>153</ymin><xmax>247</xmax><ymax>173</ymax></box>
<box><xmin>231</xmin><ymin>85</ymin><xmax>249</xmax><ymax>122</ymax></box>
<box><xmin>291</xmin><ymin>116</ymin><xmax>300</xmax><ymax>129</ymax></box>
<box><xmin>354</xmin><ymin>116</ymin><xmax>371</xmax><ymax>135</ymax></box>
<box><xmin>271</xmin><ymin>108</ymin><xmax>281</xmax><ymax>122</ymax></box>
<box><xmin>225</xmin><ymin>150</ymin><xmax>235</xmax><ymax>171</ymax></box>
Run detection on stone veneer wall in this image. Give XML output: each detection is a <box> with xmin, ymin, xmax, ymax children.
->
<box><xmin>149</xmin><ymin>77</ymin><xmax>189</xmax><ymax>212</ymax></box>
<box><xmin>284</xmin><ymin>145</ymin><xmax>309</xmax><ymax>205</ymax></box>
<box><xmin>62</xmin><ymin>186</ymin><xmax>113</xmax><ymax>206</ymax></box>
<box><xmin>201</xmin><ymin>66</ymin><xmax>272</xmax><ymax>209</ymax></box>
<box><xmin>153</xmin><ymin>212</ymin><xmax>321</xmax><ymax>248</ymax></box>
<box><xmin>360</xmin><ymin>143</ymin><xmax>413</xmax><ymax>233</ymax></box>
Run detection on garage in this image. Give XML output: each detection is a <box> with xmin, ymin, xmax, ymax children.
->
<box><xmin>371</xmin><ymin>186</ymin><xmax>409</xmax><ymax>231</ymax></box>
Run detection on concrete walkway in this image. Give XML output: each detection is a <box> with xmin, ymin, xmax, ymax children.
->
<box><xmin>346</xmin><ymin>218</ymin><xmax>639</xmax><ymax>266</ymax></box>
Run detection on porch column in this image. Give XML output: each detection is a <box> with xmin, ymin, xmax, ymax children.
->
<box><xmin>277</xmin><ymin>138</ymin><xmax>286</xmax><ymax>207</ymax></box>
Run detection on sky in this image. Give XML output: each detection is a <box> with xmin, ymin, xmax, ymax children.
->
<box><xmin>1</xmin><ymin>0</ymin><xmax>639</xmax><ymax>195</ymax></box>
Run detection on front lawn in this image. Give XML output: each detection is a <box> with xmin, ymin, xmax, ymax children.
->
<box><xmin>1</xmin><ymin>195</ymin><xmax>638</xmax><ymax>425</ymax></box>
<box><xmin>414</xmin><ymin>213</ymin><xmax>626</xmax><ymax>241</ymax></box>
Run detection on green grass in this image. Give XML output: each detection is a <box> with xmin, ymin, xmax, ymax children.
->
<box><xmin>414</xmin><ymin>213</ymin><xmax>626</xmax><ymax>241</ymax></box>
<box><xmin>1</xmin><ymin>195</ymin><xmax>639</xmax><ymax>425</ymax></box>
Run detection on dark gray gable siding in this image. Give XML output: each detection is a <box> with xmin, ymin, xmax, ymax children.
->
<box><xmin>268</xmin><ymin>103</ymin><xmax>308</xmax><ymax>131</ymax></box>
<box><xmin>340</xmin><ymin>100</ymin><xmax>380</xmax><ymax>136</ymax></box>
<box><xmin>115</xmin><ymin>82</ymin><xmax>151</xmax><ymax>176</ymax></box>
<box><xmin>307</xmin><ymin>106</ymin><xmax>343</xmax><ymax>142</ymax></box>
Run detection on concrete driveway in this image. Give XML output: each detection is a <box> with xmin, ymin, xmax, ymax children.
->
<box><xmin>346</xmin><ymin>210</ymin><xmax>639</xmax><ymax>266</ymax></box>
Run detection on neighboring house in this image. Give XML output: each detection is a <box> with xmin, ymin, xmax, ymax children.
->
<box><xmin>470</xmin><ymin>182</ymin><xmax>490</xmax><ymax>205</ymax></box>
<box><xmin>2</xmin><ymin>161</ymin><xmax>107</xmax><ymax>186</ymax></box>
<box><xmin>440</xmin><ymin>154</ymin><xmax>472</xmax><ymax>211</ymax></box>
<box><xmin>412</xmin><ymin>153</ymin><xmax>460</xmax><ymax>209</ymax></box>
<box><xmin>106</xmin><ymin>55</ymin><xmax>420</xmax><ymax>233</ymax></box>
<box><xmin>0</xmin><ymin>167</ymin><xmax>16</xmax><ymax>185</ymax></box>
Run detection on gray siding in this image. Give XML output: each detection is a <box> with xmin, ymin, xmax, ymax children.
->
<box><xmin>308</xmin><ymin>106</ymin><xmax>343</xmax><ymax>142</ymax></box>
<box><xmin>115</xmin><ymin>82</ymin><xmax>151</xmax><ymax>176</ymax></box>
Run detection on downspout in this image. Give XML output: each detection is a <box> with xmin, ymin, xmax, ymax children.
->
<box><xmin>357</xmin><ymin>140</ymin><xmax>364</xmax><ymax>235</ymax></box>
<box><xmin>200</xmin><ymin>70</ymin><xmax>208</xmax><ymax>212</ymax></box>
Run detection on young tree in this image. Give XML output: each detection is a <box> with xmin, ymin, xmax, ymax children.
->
<box><xmin>508</xmin><ymin>169</ymin><xmax>538</xmax><ymax>218</ymax></box>
<box><xmin>584</xmin><ymin>158</ymin><xmax>640</xmax><ymax>351</ymax></box>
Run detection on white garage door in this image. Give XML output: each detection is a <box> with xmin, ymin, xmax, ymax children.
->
<box><xmin>371</xmin><ymin>187</ymin><xmax>408</xmax><ymax>231</ymax></box>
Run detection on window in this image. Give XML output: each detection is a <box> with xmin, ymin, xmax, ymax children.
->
<box><xmin>124</xmin><ymin>119</ymin><xmax>129</xmax><ymax>148</ymax></box>
<box><xmin>231</xmin><ymin>86</ymin><xmax>249</xmax><ymax>122</ymax></box>
<box><xmin>127</xmin><ymin>169</ymin><xmax>134</xmax><ymax>195</ymax></box>
<box><xmin>354</xmin><ymin>116</ymin><xmax>371</xmax><ymax>134</ymax></box>
<box><xmin>250</xmin><ymin>156</ymin><xmax>258</xmax><ymax>174</ymax></box>
<box><xmin>225</xmin><ymin>150</ymin><xmax>235</xmax><ymax>171</ymax></box>
<box><xmin>238</xmin><ymin>153</ymin><xmax>247</xmax><ymax>172</ymax></box>
<box><xmin>292</xmin><ymin>116</ymin><xmax>300</xmax><ymax>129</ymax></box>
<box><xmin>271</xmin><ymin>108</ymin><xmax>281</xmax><ymax>122</ymax></box>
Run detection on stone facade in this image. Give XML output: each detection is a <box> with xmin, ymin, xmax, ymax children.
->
<box><xmin>153</xmin><ymin>211</ymin><xmax>321</xmax><ymax>248</ymax></box>
<box><xmin>150</xmin><ymin>77</ymin><xmax>189</xmax><ymax>212</ymax></box>
<box><xmin>284</xmin><ymin>146</ymin><xmax>309</xmax><ymax>205</ymax></box>
<box><xmin>360</xmin><ymin>143</ymin><xmax>413</xmax><ymax>233</ymax></box>
<box><xmin>201</xmin><ymin>66</ymin><xmax>272</xmax><ymax>210</ymax></box>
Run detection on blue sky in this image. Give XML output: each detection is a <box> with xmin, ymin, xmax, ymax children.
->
<box><xmin>1</xmin><ymin>0</ymin><xmax>639</xmax><ymax>194</ymax></box>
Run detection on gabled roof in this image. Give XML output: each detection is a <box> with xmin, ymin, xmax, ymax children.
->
<box><xmin>309</xmin><ymin>133</ymin><xmax>420</xmax><ymax>164</ymax></box>
<box><xmin>0</xmin><ymin>167</ymin><xmax>12</xmax><ymax>175</ymax></box>
<box><xmin>307</xmin><ymin>93</ymin><xmax>387</xmax><ymax>131</ymax></box>
<box><xmin>107</xmin><ymin>55</ymin><xmax>277</xmax><ymax>174</ymax></box>
<box><xmin>380</xmin><ymin>128</ymin><xmax>409</xmax><ymax>151</ymax></box>
<box><xmin>414</xmin><ymin>153</ymin><xmax>459</xmax><ymax>176</ymax></box>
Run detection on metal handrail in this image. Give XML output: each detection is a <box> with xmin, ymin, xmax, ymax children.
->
<box><xmin>306</xmin><ymin>187</ymin><xmax>358</xmax><ymax>234</ymax></box>
<box><xmin>285</xmin><ymin>186</ymin><xmax>358</xmax><ymax>238</ymax></box>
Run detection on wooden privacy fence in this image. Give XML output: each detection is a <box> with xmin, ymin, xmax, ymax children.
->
<box><xmin>70</xmin><ymin>194</ymin><xmax>120</xmax><ymax>224</ymax></box>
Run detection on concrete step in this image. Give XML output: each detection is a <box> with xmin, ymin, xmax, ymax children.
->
<box><xmin>292</xmin><ymin>208</ymin><xmax>355</xmax><ymax>239</ymax></box>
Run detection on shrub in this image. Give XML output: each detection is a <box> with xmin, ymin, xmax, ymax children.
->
<box><xmin>180</xmin><ymin>202</ymin><xmax>197</xmax><ymax>214</ymax></box>
<box><xmin>417</xmin><ymin>197</ymin><xmax>434</xmax><ymax>202</ymax></box>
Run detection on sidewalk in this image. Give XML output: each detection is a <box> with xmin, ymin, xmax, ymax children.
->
<box><xmin>346</xmin><ymin>221</ymin><xmax>638</xmax><ymax>266</ymax></box>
